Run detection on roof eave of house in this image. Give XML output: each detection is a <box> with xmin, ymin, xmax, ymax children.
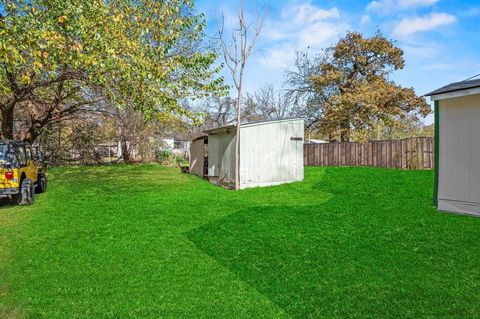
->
<box><xmin>427</xmin><ymin>86</ymin><xmax>480</xmax><ymax>101</ymax></box>
<box><xmin>425</xmin><ymin>79</ymin><xmax>480</xmax><ymax>101</ymax></box>
<box><xmin>203</xmin><ymin>125</ymin><xmax>237</xmax><ymax>135</ymax></box>
<box><xmin>192</xmin><ymin>135</ymin><xmax>208</xmax><ymax>141</ymax></box>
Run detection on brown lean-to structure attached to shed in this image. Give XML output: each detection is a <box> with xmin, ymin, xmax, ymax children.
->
<box><xmin>189</xmin><ymin>136</ymin><xmax>208</xmax><ymax>178</ymax></box>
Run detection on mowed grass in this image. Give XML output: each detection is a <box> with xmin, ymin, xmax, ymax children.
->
<box><xmin>1</xmin><ymin>165</ymin><xmax>479</xmax><ymax>318</ymax></box>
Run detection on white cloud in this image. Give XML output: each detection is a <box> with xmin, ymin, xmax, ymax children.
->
<box><xmin>393</xmin><ymin>13</ymin><xmax>457</xmax><ymax>36</ymax></box>
<box><xmin>360</xmin><ymin>14</ymin><xmax>371</xmax><ymax>24</ymax></box>
<box><xmin>260</xmin><ymin>2</ymin><xmax>348</xmax><ymax>69</ymax></box>
<box><xmin>367</xmin><ymin>0</ymin><xmax>395</xmax><ymax>12</ymax></box>
<box><xmin>367</xmin><ymin>0</ymin><xmax>438</xmax><ymax>13</ymax></box>
<box><xmin>261</xmin><ymin>44</ymin><xmax>296</xmax><ymax>69</ymax></box>
<box><xmin>398</xmin><ymin>0</ymin><xmax>438</xmax><ymax>8</ymax></box>
<box><xmin>298</xmin><ymin>22</ymin><xmax>345</xmax><ymax>47</ymax></box>
<box><xmin>284</xmin><ymin>4</ymin><xmax>340</xmax><ymax>24</ymax></box>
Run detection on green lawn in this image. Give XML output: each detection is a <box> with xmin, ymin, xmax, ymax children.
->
<box><xmin>1</xmin><ymin>165</ymin><xmax>480</xmax><ymax>318</ymax></box>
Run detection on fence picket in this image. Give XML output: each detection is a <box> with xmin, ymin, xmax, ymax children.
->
<box><xmin>303</xmin><ymin>137</ymin><xmax>433</xmax><ymax>170</ymax></box>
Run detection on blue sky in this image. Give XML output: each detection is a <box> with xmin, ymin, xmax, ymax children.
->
<box><xmin>197</xmin><ymin>0</ymin><xmax>480</xmax><ymax>124</ymax></box>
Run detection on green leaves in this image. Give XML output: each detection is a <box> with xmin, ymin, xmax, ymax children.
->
<box><xmin>0</xmin><ymin>0</ymin><xmax>224</xmax><ymax>140</ymax></box>
<box><xmin>293</xmin><ymin>31</ymin><xmax>430</xmax><ymax>142</ymax></box>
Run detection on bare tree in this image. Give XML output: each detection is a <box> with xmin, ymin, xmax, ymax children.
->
<box><xmin>252</xmin><ymin>84</ymin><xmax>294</xmax><ymax>120</ymax></box>
<box><xmin>285</xmin><ymin>51</ymin><xmax>330</xmax><ymax>131</ymax></box>
<box><xmin>218</xmin><ymin>0</ymin><xmax>266</xmax><ymax>190</ymax></box>
<box><xmin>203</xmin><ymin>96</ymin><xmax>236</xmax><ymax>128</ymax></box>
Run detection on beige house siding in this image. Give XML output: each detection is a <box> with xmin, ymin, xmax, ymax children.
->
<box><xmin>438</xmin><ymin>94</ymin><xmax>480</xmax><ymax>215</ymax></box>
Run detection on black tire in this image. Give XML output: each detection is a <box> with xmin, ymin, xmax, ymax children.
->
<box><xmin>35</xmin><ymin>174</ymin><xmax>47</xmax><ymax>194</ymax></box>
<box><xmin>16</xmin><ymin>179</ymin><xmax>34</xmax><ymax>206</ymax></box>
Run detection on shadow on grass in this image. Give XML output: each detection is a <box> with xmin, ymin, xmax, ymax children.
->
<box><xmin>0</xmin><ymin>192</ymin><xmax>49</xmax><ymax>209</ymax></box>
<box><xmin>186</xmin><ymin>167</ymin><xmax>480</xmax><ymax>318</ymax></box>
<box><xmin>0</xmin><ymin>198</ymin><xmax>18</xmax><ymax>209</ymax></box>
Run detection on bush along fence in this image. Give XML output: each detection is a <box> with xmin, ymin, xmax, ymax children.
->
<box><xmin>304</xmin><ymin>137</ymin><xmax>434</xmax><ymax>170</ymax></box>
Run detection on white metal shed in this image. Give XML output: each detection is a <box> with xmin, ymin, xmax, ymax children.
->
<box><xmin>194</xmin><ymin>118</ymin><xmax>304</xmax><ymax>189</ymax></box>
<box><xmin>426</xmin><ymin>79</ymin><xmax>480</xmax><ymax>216</ymax></box>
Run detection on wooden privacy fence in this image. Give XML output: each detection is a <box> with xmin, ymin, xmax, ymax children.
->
<box><xmin>304</xmin><ymin>137</ymin><xmax>434</xmax><ymax>170</ymax></box>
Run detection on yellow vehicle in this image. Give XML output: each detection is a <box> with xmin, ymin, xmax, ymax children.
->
<box><xmin>0</xmin><ymin>141</ymin><xmax>47</xmax><ymax>205</ymax></box>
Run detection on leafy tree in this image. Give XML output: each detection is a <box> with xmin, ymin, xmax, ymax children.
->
<box><xmin>287</xmin><ymin>31</ymin><xmax>430</xmax><ymax>142</ymax></box>
<box><xmin>369</xmin><ymin>116</ymin><xmax>433</xmax><ymax>141</ymax></box>
<box><xmin>0</xmin><ymin>0</ymin><xmax>223</xmax><ymax>142</ymax></box>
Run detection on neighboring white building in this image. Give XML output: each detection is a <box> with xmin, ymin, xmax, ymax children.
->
<box><xmin>161</xmin><ymin>137</ymin><xmax>190</xmax><ymax>155</ymax></box>
<box><xmin>190</xmin><ymin>118</ymin><xmax>304</xmax><ymax>189</ymax></box>
<box><xmin>426</xmin><ymin>79</ymin><xmax>480</xmax><ymax>216</ymax></box>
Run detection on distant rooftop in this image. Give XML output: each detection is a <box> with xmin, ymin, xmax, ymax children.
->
<box><xmin>426</xmin><ymin>79</ymin><xmax>480</xmax><ymax>96</ymax></box>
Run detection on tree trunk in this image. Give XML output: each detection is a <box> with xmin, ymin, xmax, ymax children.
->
<box><xmin>1</xmin><ymin>106</ymin><xmax>15</xmax><ymax>140</ymax></box>
<box><xmin>25</xmin><ymin>122</ymin><xmax>41</xmax><ymax>144</ymax></box>
<box><xmin>121</xmin><ymin>140</ymin><xmax>132</xmax><ymax>163</ymax></box>
<box><xmin>340</xmin><ymin>118</ymin><xmax>350</xmax><ymax>142</ymax></box>
<box><xmin>235</xmin><ymin>89</ymin><xmax>242</xmax><ymax>190</ymax></box>
<box><xmin>217</xmin><ymin>0</ymin><xmax>264</xmax><ymax>190</ymax></box>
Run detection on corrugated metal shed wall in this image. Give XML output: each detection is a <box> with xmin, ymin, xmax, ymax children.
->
<box><xmin>189</xmin><ymin>139</ymin><xmax>205</xmax><ymax>178</ymax></box>
<box><xmin>239</xmin><ymin>119</ymin><xmax>304</xmax><ymax>189</ymax></box>
<box><xmin>438</xmin><ymin>94</ymin><xmax>480</xmax><ymax>214</ymax></box>
<box><xmin>207</xmin><ymin>132</ymin><xmax>236</xmax><ymax>186</ymax></box>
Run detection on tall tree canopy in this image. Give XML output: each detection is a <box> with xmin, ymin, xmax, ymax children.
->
<box><xmin>0</xmin><ymin>0</ymin><xmax>223</xmax><ymax>142</ymax></box>
<box><xmin>287</xmin><ymin>31</ymin><xmax>430</xmax><ymax>142</ymax></box>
